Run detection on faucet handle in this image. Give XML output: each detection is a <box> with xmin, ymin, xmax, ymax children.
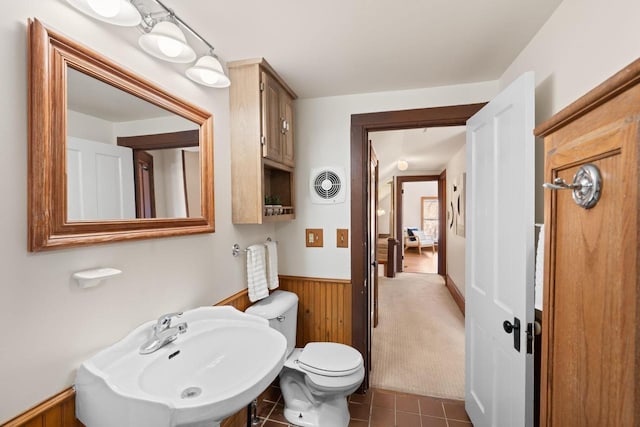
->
<box><xmin>156</xmin><ymin>312</ymin><xmax>183</xmax><ymax>329</ymax></box>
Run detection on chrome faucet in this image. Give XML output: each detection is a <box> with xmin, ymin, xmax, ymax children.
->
<box><xmin>139</xmin><ymin>312</ymin><xmax>188</xmax><ymax>355</ymax></box>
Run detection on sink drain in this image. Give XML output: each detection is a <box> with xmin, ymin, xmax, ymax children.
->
<box><xmin>181</xmin><ymin>387</ymin><xmax>202</xmax><ymax>399</ymax></box>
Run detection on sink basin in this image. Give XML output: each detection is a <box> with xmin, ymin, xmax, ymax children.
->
<box><xmin>75</xmin><ymin>306</ymin><xmax>287</xmax><ymax>427</ymax></box>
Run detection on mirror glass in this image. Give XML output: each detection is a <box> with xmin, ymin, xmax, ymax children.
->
<box><xmin>66</xmin><ymin>67</ymin><xmax>201</xmax><ymax>220</ymax></box>
<box><xmin>28</xmin><ymin>19</ymin><xmax>214</xmax><ymax>251</ymax></box>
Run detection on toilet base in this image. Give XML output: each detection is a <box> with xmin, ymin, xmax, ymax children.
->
<box><xmin>283</xmin><ymin>397</ymin><xmax>349</xmax><ymax>427</ymax></box>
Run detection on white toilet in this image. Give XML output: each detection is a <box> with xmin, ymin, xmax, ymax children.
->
<box><xmin>246</xmin><ymin>290</ymin><xmax>364</xmax><ymax>427</ymax></box>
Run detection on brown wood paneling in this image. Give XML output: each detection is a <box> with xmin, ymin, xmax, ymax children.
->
<box><xmin>438</xmin><ymin>170</ymin><xmax>447</xmax><ymax>275</ymax></box>
<box><xmin>279</xmin><ymin>276</ymin><xmax>352</xmax><ymax>346</ymax></box>
<box><xmin>220</xmin><ymin>408</ymin><xmax>247</xmax><ymax>427</ymax></box>
<box><xmin>1</xmin><ymin>388</ymin><xmax>83</xmax><ymax>427</ymax></box>
<box><xmin>536</xmin><ymin>58</ymin><xmax>640</xmax><ymax>427</ymax></box>
<box><xmin>1</xmin><ymin>384</ymin><xmax>245</xmax><ymax>427</ymax></box>
<box><xmin>445</xmin><ymin>274</ymin><xmax>465</xmax><ymax>315</ymax></box>
<box><xmin>117</xmin><ymin>130</ymin><xmax>199</xmax><ymax>150</ymax></box>
<box><xmin>215</xmin><ymin>288</ymin><xmax>253</xmax><ymax>312</ymax></box>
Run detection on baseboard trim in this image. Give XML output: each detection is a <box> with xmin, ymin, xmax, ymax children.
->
<box><xmin>278</xmin><ymin>274</ymin><xmax>351</xmax><ymax>284</ymax></box>
<box><xmin>445</xmin><ymin>274</ymin><xmax>465</xmax><ymax>316</ymax></box>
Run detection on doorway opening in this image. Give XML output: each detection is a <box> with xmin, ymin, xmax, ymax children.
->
<box><xmin>350</xmin><ymin>103</ymin><xmax>485</xmax><ymax>394</ymax></box>
<box><xmin>368</xmin><ymin>126</ymin><xmax>467</xmax><ymax>399</ymax></box>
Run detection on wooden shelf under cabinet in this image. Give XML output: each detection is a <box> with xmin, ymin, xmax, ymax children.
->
<box><xmin>229</xmin><ymin>58</ymin><xmax>297</xmax><ymax>224</ymax></box>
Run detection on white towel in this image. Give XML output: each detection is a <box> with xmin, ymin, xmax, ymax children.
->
<box><xmin>246</xmin><ymin>244</ymin><xmax>269</xmax><ymax>302</ymax></box>
<box><xmin>534</xmin><ymin>225</ymin><xmax>545</xmax><ymax>311</ymax></box>
<box><xmin>265</xmin><ymin>241</ymin><xmax>279</xmax><ymax>290</ymax></box>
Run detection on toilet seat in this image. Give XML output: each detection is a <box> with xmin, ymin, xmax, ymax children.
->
<box><xmin>297</xmin><ymin>342</ymin><xmax>363</xmax><ymax>377</ymax></box>
<box><xmin>302</xmin><ymin>364</ymin><xmax>365</xmax><ymax>392</ymax></box>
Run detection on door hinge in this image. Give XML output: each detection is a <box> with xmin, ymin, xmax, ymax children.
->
<box><xmin>260</xmin><ymin>136</ymin><xmax>266</xmax><ymax>146</ymax></box>
<box><xmin>260</xmin><ymin>82</ymin><xmax>265</xmax><ymax>91</ymax></box>
<box><xmin>526</xmin><ymin>322</ymin><xmax>534</xmax><ymax>354</ymax></box>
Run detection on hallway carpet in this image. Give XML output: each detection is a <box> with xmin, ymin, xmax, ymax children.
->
<box><xmin>371</xmin><ymin>272</ymin><xmax>465</xmax><ymax>399</ymax></box>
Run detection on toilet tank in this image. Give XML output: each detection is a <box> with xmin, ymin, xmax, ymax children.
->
<box><xmin>245</xmin><ymin>290</ymin><xmax>298</xmax><ymax>357</ymax></box>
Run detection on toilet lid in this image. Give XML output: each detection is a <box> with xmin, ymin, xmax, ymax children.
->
<box><xmin>297</xmin><ymin>342</ymin><xmax>363</xmax><ymax>377</ymax></box>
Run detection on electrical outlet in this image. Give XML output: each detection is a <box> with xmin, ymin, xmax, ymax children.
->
<box><xmin>306</xmin><ymin>229</ymin><xmax>323</xmax><ymax>247</ymax></box>
<box><xmin>337</xmin><ymin>229</ymin><xmax>349</xmax><ymax>248</ymax></box>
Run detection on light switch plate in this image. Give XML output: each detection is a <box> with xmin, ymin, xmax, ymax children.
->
<box><xmin>306</xmin><ymin>228</ymin><xmax>323</xmax><ymax>247</ymax></box>
<box><xmin>337</xmin><ymin>229</ymin><xmax>349</xmax><ymax>248</ymax></box>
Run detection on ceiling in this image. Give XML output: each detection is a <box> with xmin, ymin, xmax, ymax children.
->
<box><xmin>67</xmin><ymin>67</ymin><xmax>178</xmax><ymax>122</ymax></box>
<box><xmin>163</xmin><ymin>0</ymin><xmax>563</xmax><ymax>98</ymax></box>
<box><xmin>371</xmin><ymin>126</ymin><xmax>466</xmax><ymax>187</ymax></box>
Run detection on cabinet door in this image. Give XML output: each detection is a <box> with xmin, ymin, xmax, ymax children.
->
<box><xmin>261</xmin><ymin>71</ymin><xmax>282</xmax><ymax>163</ymax></box>
<box><xmin>541</xmin><ymin>84</ymin><xmax>640</xmax><ymax>427</ymax></box>
<box><xmin>281</xmin><ymin>91</ymin><xmax>295</xmax><ymax>167</ymax></box>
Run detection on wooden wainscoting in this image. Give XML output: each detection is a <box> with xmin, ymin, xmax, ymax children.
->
<box><xmin>2</xmin><ymin>277</ymin><xmax>350</xmax><ymax>427</ymax></box>
<box><xmin>215</xmin><ymin>287</ymin><xmax>253</xmax><ymax>311</ymax></box>
<box><xmin>1</xmin><ymin>388</ymin><xmax>81</xmax><ymax>427</ymax></box>
<box><xmin>279</xmin><ymin>275</ymin><xmax>352</xmax><ymax>347</ymax></box>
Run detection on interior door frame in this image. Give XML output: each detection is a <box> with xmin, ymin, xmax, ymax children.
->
<box><xmin>395</xmin><ymin>174</ymin><xmax>444</xmax><ymax>274</ymax></box>
<box><xmin>350</xmin><ymin>103</ymin><xmax>486</xmax><ymax>390</ymax></box>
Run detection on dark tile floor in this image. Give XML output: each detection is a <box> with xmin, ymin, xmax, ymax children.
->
<box><xmin>254</xmin><ymin>385</ymin><xmax>472</xmax><ymax>427</ymax></box>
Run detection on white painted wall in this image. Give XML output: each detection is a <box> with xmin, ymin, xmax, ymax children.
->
<box><xmin>67</xmin><ymin>109</ymin><xmax>115</xmax><ymax>144</ymax></box>
<box><xmin>499</xmin><ymin>0</ymin><xmax>640</xmax><ymax>223</ymax></box>
<box><xmin>377</xmin><ymin>194</ymin><xmax>391</xmax><ymax>236</ymax></box>
<box><xmin>114</xmin><ymin>115</ymin><xmax>199</xmax><ymax>136</ymax></box>
<box><xmin>445</xmin><ymin>145</ymin><xmax>466</xmax><ymax>296</ymax></box>
<box><xmin>0</xmin><ymin>3</ymin><xmax>274</xmax><ymax>422</ymax></box>
<box><xmin>402</xmin><ymin>181</ymin><xmax>438</xmax><ymax>231</ymax></box>
<box><xmin>276</xmin><ymin>81</ymin><xmax>499</xmax><ymax>279</ymax></box>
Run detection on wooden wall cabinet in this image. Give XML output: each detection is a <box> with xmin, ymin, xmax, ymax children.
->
<box><xmin>535</xmin><ymin>59</ymin><xmax>640</xmax><ymax>427</ymax></box>
<box><xmin>229</xmin><ymin>58</ymin><xmax>297</xmax><ymax>224</ymax></box>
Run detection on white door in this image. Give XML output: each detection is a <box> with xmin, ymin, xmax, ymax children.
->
<box><xmin>67</xmin><ymin>137</ymin><xmax>136</xmax><ymax>220</ymax></box>
<box><xmin>465</xmin><ymin>72</ymin><xmax>535</xmax><ymax>427</ymax></box>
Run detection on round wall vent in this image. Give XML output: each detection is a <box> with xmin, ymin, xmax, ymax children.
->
<box><xmin>310</xmin><ymin>167</ymin><xmax>346</xmax><ymax>204</ymax></box>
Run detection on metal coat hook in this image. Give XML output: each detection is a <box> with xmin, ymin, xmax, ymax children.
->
<box><xmin>543</xmin><ymin>164</ymin><xmax>602</xmax><ymax>209</ymax></box>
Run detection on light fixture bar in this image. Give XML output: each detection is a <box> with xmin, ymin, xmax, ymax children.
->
<box><xmin>149</xmin><ymin>0</ymin><xmax>216</xmax><ymax>54</ymax></box>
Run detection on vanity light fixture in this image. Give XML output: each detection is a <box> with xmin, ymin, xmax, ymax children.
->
<box><xmin>138</xmin><ymin>20</ymin><xmax>196</xmax><ymax>63</ymax></box>
<box><xmin>67</xmin><ymin>0</ymin><xmax>230</xmax><ymax>88</ymax></box>
<box><xmin>66</xmin><ymin>0</ymin><xmax>142</xmax><ymax>26</ymax></box>
<box><xmin>397</xmin><ymin>160</ymin><xmax>409</xmax><ymax>171</ymax></box>
<box><xmin>186</xmin><ymin>54</ymin><xmax>231</xmax><ymax>88</ymax></box>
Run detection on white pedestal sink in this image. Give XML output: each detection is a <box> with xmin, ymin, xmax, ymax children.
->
<box><xmin>75</xmin><ymin>306</ymin><xmax>287</xmax><ymax>427</ymax></box>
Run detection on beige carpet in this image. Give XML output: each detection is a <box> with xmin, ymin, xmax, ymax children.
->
<box><xmin>371</xmin><ymin>272</ymin><xmax>465</xmax><ymax>399</ymax></box>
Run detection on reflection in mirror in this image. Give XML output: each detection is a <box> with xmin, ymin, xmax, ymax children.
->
<box><xmin>28</xmin><ymin>19</ymin><xmax>214</xmax><ymax>251</ymax></box>
<box><xmin>66</xmin><ymin>67</ymin><xmax>201</xmax><ymax>220</ymax></box>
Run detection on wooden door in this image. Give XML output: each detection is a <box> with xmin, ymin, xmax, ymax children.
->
<box><xmin>281</xmin><ymin>91</ymin><xmax>295</xmax><ymax>167</ymax></box>
<box><xmin>261</xmin><ymin>71</ymin><xmax>282</xmax><ymax>163</ymax></box>
<box><xmin>134</xmin><ymin>150</ymin><xmax>156</xmax><ymax>219</ymax></box>
<box><xmin>536</xmin><ymin>60</ymin><xmax>640</xmax><ymax>427</ymax></box>
<box><xmin>370</xmin><ymin>145</ymin><xmax>379</xmax><ymax>328</ymax></box>
<box><xmin>466</xmin><ymin>72</ymin><xmax>535</xmax><ymax>427</ymax></box>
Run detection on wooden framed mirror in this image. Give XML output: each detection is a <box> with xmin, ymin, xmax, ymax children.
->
<box><xmin>28</xmin><ymin>18</ymin><xmax>215</xmax><ymax>251</ymax></box>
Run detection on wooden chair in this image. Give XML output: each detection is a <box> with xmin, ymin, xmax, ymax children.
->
<box><xmin>404</xmin><ymin>228</ymin><xmax>436</xmax><ymax>255</ymax></box>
